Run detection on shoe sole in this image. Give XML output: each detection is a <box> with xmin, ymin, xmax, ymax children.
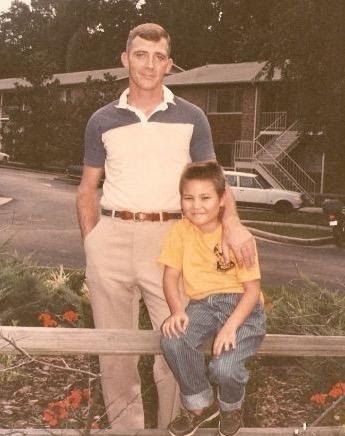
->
<box><xmin>218</xmin><ymin>423</ymin><xmax>241</xmax><ymax>436</ymax></box>
<box><xmin>168</xmin><ymin>410</ymin><xmax>220</xmax><ymax>436</ymax></box>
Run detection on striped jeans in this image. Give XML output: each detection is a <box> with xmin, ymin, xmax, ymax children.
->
<box><xmin>161</xmin><ymin>293</ymin><xmax>266</xmax><ymax>411</ymax></box>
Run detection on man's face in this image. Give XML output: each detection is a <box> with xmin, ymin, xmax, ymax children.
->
<box><xmin>121</xmin><ymin>36</ymin><xmax>173</xmax><ymax>93</ymax></box>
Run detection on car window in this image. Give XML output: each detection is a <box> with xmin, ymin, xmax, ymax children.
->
<box><xmin>239</xmin><ymin>176</ymin><xmax>263</xmax><ymax>189</ymax></box>
<box><xmin>225</xmin><ymin>174</ymin><xmax>237</xmax><ymax>186</ymax></box>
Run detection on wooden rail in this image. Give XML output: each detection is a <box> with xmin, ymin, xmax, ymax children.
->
<box><xmin>0</xmin><ymin>327</ymin><xmax>344</xmax><ymax>435</ymax></box>
<box><xmin>1</xmin><ymin>327</ymin><xmax>345</xmax><ymax>357</ymax></box>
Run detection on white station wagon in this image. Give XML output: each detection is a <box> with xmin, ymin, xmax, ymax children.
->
<box><xmin>224</xmin><ymin>170</ymin><xmax>304</xmax><ymax>213</ymax></box>
<box><xmin>0</xmin><ymin>151</ymin><xmax>9</xmax><ymax>162</ymax></box>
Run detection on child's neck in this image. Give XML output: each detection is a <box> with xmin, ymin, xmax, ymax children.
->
<box><xmin>193</xmin><ymin>220</ymin><xmax>221</xmax><ymax>234</ymax></box>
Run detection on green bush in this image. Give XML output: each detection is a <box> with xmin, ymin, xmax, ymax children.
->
<box><xmin>0</xmin><ymin>253</ymin><xmax>92</xmax><ymax>327</ymax></box>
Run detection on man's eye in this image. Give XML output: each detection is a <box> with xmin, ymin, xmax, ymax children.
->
<box><xmin>157</xmin><ymin>54</ymin><xmax>166</xmax><ymax>61</ymax></box>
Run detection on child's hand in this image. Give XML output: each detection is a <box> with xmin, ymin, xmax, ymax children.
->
<box><xmin>161</xmin><ymin>311</ymin><xmax>189</xmax><ymax>338</ymax></box>
<box><xmin>213</xmin><ymin>322</ymin><xmax>237</xmax><ymax>357</ymax></box>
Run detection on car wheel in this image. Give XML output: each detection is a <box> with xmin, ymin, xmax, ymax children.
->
<box><xmin>274</xmin><ymin>200</ymin><xmax>293</xmax><ymax>214</ymax></box>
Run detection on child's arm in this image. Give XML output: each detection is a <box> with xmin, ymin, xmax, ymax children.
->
<box><xmin>161</xmin><ymin>266</ymin><xmax>189</xmax><ymax>339</ymax></box>
<box><xmin>213</xmin><ymin>279</ymin><xmax>261</xmax><ymax>357</ymax></box>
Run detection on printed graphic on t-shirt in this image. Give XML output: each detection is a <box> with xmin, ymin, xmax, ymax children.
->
<box><xmin>214</xmin><ymin>243</ymin><xmax>235</xmax><ymax>272</ymax></box>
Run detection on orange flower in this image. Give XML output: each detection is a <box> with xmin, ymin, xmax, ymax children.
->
<box><xmin>62</xmin><ymin>309</ymin><xmax>79</xmax><ymax>322</ymax></box>
<box><xmin>328</xmin><ymin>382</ymin><xmax>345</xmax><ymax>399</ymax></box>
<box><xmin>310</xmin><ymin>393</ymin><xmax>327</xmax><ymax>405</ymax></box>
<box><xmin>42</xmin><ymin>400</ymin><xmax>68</xmax><ymax>427</ymax></box>
<box><xmin>42</xmin><ymin>408</ymin><xmax>59</xmax><ymax>427</ymax></box>
<box><xmin>66</xmin><ymin>388</ymin><xmax>82</xmax><ymax>410</ymax></box>
<box><xmin>51</xmin><ymin>400</ymin><xmax>69</xmax><ymax>419</ymax></box>
<box><xmin>38</xmin><ymin>312</ymin><xmax>58</xmax><ymax>327</ymax></box>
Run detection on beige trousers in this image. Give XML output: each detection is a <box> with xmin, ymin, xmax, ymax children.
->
<box><xmin>84</xmin><ymin>216</ymin><xmax>180</xmax><ymax>429</ymax></box>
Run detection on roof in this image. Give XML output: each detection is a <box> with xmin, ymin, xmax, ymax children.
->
<box><xmin>0</xmin><ymin>64</ymin><xmax>184</xmax><ymax>92</ymax></box>
<box><xmin>165</xmin><ymin>61</ymin><xmax>281</xmax><ymax>86</ymax></box>
<box><xmin>0</xmin><ymin>61</ymin><xmax>280</xmax><ymax>92</ymax></box>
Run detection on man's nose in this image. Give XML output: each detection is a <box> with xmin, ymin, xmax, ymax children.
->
<box><xmin>145</xmin><ymin>55</ymin><xmax>154</xmax><ymax>68</ymax></box>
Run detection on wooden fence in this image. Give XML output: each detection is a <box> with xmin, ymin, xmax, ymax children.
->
<box><xmin>0</xmin><ymin>327</ymin><xmax>344</xmax><ymax>435</ymax></box>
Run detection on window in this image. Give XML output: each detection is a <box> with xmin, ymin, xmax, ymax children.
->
<box><xmin>208</xmin><ymin>88</ymin><xmax>243</xmax><ymax>113</ymax></box>
<box><xmin>225</xmin><ymin>174</ymin><xmax>237</xmax><ymax>186</ymax></box>
<box><xmin>239</xmin><ymin>176</ymin><xmax>263</xmax><ymax>189</ymax></box>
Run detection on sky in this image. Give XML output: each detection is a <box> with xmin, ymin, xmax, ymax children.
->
<box><xmin>0</xmin><ymin>0</ymin><xmax>31</xmax><ymax>13</ymax></box>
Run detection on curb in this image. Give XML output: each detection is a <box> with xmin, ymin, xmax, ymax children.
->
<box><xmin>246</xmin><ymin>226</ymin><xmax>333</xmax><ymax>246</ymax></box>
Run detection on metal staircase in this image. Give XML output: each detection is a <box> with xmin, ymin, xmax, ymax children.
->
<box><xmin>234</xmin><ymin>116</ymin><xmax>316</xmax><ymax>204</ymax></box>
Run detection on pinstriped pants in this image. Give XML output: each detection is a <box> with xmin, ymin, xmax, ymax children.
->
<box><xmin>161</xmin><ymin>293</ymin><xmax>266</xmax><ymax>411</ymax></box>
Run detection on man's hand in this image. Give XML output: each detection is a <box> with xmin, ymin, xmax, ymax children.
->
<box><xmin>161</xmin><ymin>311</ymin><xmax>189</xmax><ymax>338</ymax></box>
<box><xmin>213</xmin><ymin>322</ymin><xmax>237</xmax><ymax>357</ymax></box>
<box><xmin>222</xmin><ymin>223</ymin><xmax>256</xmax><ymax>269</ymax></box>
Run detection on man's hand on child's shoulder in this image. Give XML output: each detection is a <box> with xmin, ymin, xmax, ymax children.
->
<box><xmin>222</xmin><ymin>223</ymin><xmax>256</xmax><ymax>269</ymax></box>
<box><xmin>161</xmin><ymin>312</ymin><xmax>189</xmax><ymax>338</ymax></box>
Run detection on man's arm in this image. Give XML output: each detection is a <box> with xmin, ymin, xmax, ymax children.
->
<box><xmin>76</xmin><ymin>165</ymin><xmax>104</xmax><ymax>241</ymax></box>
<box><xmin>221</xmin><ymin>185</ymin><xmax>256</xmax><ymax>268</ymax></box>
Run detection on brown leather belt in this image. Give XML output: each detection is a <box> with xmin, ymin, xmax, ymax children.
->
<box><xmin>101</xmin><ymin>209</ymin><xmax>182</xmax><ymax>222</ymax></box>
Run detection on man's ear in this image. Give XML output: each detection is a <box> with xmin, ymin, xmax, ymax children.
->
<box><xmin>121</xmin><ymin>51</ymin><xmax>128</xmax><ymax>68</ymax></box>
<box><xmin>166</xmin><ymin>58</ymin><xmax>173</xmax><ymax>74</ymax></box>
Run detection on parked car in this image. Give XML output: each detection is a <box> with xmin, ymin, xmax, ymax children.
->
<box><xmin>0</xmin><ymin>151</ymin><xmax>9</xmax><ymax>162</ymax></box>
<box><xmin>224</xmin><ymin>170</ymin><xmax>304</xmax><ymax>213</ymax></box>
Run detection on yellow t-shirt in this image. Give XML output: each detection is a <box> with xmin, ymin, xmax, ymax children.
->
<box><xmin>158</xmin><ymin>219</ymin><xmax>261</xmax><ymax>300</ymax></box>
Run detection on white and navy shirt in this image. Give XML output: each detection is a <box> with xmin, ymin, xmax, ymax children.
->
<box><xmin>84</xmin><ymin>86</ymin><xmax>215</xmax><ymax>212</ymax></box>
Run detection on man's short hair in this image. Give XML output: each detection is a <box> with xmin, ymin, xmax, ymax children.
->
<box><xmin>179</xmin><ymin>161</ymin><xmax>226</xmax><ymax>197</ymax></box>
<box><xmin>126</xmin><ymin>23</ymin><xmax>171</xmax><ymax>56</ymax></box>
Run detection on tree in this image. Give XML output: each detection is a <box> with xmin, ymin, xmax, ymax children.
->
<box><xmin>1</xmin><ymin>73</ymin><xmax>120</xmax><ymax>167</ymax></box>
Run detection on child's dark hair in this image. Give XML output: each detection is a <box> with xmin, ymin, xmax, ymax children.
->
<box><xmin>179</xmin><ymin>161</ymin><xmax>226</xmax><ymax>197</ymax></box>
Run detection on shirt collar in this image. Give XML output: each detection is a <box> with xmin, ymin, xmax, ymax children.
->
<box><xmin>116</xmin><ymin>85</ymin><xmax>175</xmax><ymax>111</ymax></box>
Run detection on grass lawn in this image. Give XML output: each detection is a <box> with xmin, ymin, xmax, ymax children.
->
<box><xmin>238</xmin><ymin>208</ymin><xmax>331</xmax><ymax>238</ymax></box>
<box><xmin>247</xmin><ymin>222</ymin><xmax>331</xmax><ymax>238</ymax></box>
<box><xmin>239</xmin><ymin>208</ymin><xmax>327</xmax><ymax>226</ymax></box>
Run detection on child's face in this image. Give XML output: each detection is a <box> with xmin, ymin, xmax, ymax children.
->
<box><xmin>181</xmin><ymin>179</ymin><xmax>225</xmax><ymax>233</ymax></box>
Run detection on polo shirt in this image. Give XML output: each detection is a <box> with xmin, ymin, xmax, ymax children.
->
<box><xmin>84</xmin><ymin>86</ymin><xmax>215</xmax><ymax>212</ymax></box>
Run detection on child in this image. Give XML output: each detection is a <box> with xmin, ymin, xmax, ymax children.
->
<box><xmin>159</xmin><ymin>161</ymin><xmax>266</xmax><ymax>436</ymax></box>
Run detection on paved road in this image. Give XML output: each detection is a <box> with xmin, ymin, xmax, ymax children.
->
<box><xmin>1</xmin><ymin>167</ymin><xmax>344</xmax><ymax>290</ymax></box>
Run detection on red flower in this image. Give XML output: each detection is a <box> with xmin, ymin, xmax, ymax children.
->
<box><xmin>42</xmin><ymin>400</ymin><xmax>68</xmax><ymax>427</ymax></box>
<box><xmin>38</xmin><ymin>312</ymin><xmax>58</xmax><ymax>327</ymax></box>
<box><xmin>328</xmin><ymin>382</ymin><xmax>345</xmax><ymax>399</ymax></box>
<box><xmin>66</xmin><ymin>388</ymin><xmax>82</xmax><ymax>410</ymax></box>
<box><xmin>62</xmin><ymin>309</ymin><xmax>79</xmax><ymax>322</ymax></box>
<box><xmin>310</xmin><ymin>393</ymin><xmax>327</xmax><ymax>405</ymax></box>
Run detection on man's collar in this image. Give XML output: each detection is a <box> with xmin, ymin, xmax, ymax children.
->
<box><xmin>116</xmin><ymin>86</ymin><xmax>175</xmax><ymax>110</ymax></box>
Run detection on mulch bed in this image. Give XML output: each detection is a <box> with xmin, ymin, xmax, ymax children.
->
<box><xmin>0</xmin><ymin>354</ymin><xmax>344</xmax><ymax>430</ymax></box>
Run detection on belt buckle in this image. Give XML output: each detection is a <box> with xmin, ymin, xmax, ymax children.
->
<box><xmin>134</xmin><ymin>212</ymin><xmax>145</xmax><ymax>222</ymax></box>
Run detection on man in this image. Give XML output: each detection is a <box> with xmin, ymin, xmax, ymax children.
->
<box><xmin>77</xmin><ymin>23</ymin><xmax>255</xmax><ymax>430</ymax></box>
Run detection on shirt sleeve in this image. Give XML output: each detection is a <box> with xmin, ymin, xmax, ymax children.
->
<box><xmin>234</xmin><ymin>241</ymin><xmax>261</xmax><ymax>283</ymax></box>
<box><xmin>190</xmin><ymin>106</ymin><xmax>216</xmax><ymax>162</ymax></box>
<box><xmin>158</xmin><ymin>222</ymin><xmax>184</xmax><ymax>272</ymax></box>
<box><xmin>83</xmin><ymin>113</ymin><xmax>106</xmax><ymax>167</ymax></box>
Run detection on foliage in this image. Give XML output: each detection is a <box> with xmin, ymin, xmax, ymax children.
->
<box><xmin>1</xmin><ymin>73</ymin><xmax>120</xmax><ymax>167</ymax></box>
<box><xmin>0</xmin><ymin>253</ymin><xmax>92</xmax><ymax>327</ymax></box>
<box><xmin>265</xmin><ymin>279</ymin><xmax>345</xmax><ymax>393</ymax></box>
